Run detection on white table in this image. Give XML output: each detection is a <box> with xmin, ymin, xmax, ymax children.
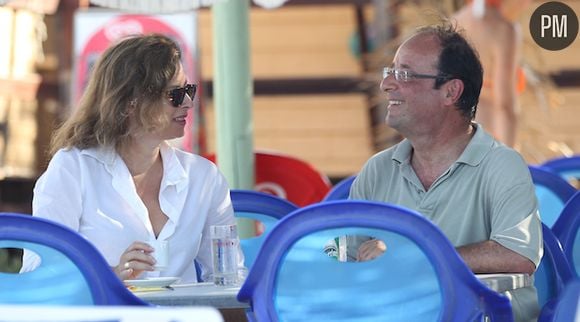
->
<box><xmin>136</xmin><ymin>282</ymin><xmax>247</xmax><ymax>308</ymax></box>
<box><xmin>0</xmin><ymin>305</ymin><xmax>224</xmax><ymax>322</ymax></box>
<box><xmin>137</xmin><ymin>274</ymin><xmax>532</xmax><ymax>307</ymax></box>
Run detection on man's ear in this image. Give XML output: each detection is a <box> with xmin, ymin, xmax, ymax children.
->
<box><xmin>443</xmin><ymin>79</ymin><xmax>464</xmax><ymax>104</ymax></box>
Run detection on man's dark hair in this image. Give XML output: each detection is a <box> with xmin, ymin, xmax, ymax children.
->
<box><xmin>416</xmin><ymin>23</ymin><xmax>483</xmax><ymax>120</ymax></box>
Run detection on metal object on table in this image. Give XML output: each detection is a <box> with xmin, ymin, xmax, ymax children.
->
<box><xmin>475</xmin><ymin>273</ymin><xmax>532</xmax><ymax>294</ymax></box>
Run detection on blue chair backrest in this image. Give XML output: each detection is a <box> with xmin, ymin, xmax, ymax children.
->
<box><xmin>0</xmin><ymin>213</ymin><xmax>148</xmax><ymax>306</ymax></box>
<box><xmin>323</xmin><ymin>175</ymin><xmax>356</xmax><ymax>201</ymax></box>
<box><xmin>231</xmin><ymin>190</ymin><xmax>298</xmax><ymax>268</ymax></box>
<box><xmin>551</xmin><ymin>279</ymin><xmax>580</xmax><ymax>322</ymax></box>
<box><xmin>529</xmin><ymin>165</ymin><xmax>576</xmax><ymax>228</ymax></box>
<box><xmin>535</xmin><ymin>223</ymin><xmax>576</xmax><ymax>313</ymax></box>
<box><xmin>553</xmin><ymin>191</ymin><xmax>580</xmax><ymax>278</ymax></box>
<box><xmin>238</xmin><ymin>201</ymin><xmax>513</xmax><ymax>322</ymax></box>
<box><xmin>542</xmin><ymin>155</ymin><xmax>580</xmax><ymax>186</ymax></box>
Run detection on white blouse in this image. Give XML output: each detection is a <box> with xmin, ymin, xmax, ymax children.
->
<box><xmin>22</xmin><ymin>143</ymin><xmax>243</xmax><ymax>283</ymax></box>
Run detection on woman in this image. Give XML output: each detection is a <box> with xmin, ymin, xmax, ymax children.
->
<box><xmin>21</xmin><ymin>34</ymin><xmax>243</xmax><ymax>283</ymax></box>
<box><xmin>453</xmin><ymin>0</ymin><xmax>531</xmax><ymax>147</ymax></box>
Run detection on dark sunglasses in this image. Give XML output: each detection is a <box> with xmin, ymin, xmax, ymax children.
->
<box><xmin>166</xmin><ymin>83</ymin><xmax>197</xmax><ymax>107</ymax></box>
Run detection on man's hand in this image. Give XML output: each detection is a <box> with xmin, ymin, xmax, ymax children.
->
<box><xmin>356</xmin><ymin>239</ymin><xmax>387</xmax><ymax>262</ymax></box>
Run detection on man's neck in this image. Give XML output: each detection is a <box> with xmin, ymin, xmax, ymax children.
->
<box><xmin>409</xmin><ymin>123</ymin><xmax>475</xmax><ymax>190</ymax></box>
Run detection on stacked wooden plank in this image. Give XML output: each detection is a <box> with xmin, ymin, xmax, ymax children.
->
<box><xmin>200</xmin><ymin>6</ymin><xmax>373</xmax><ymax>178</ymax></box>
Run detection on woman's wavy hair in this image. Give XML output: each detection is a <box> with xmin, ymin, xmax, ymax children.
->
<box><xmin>50</xmin><ymin>33</ymin><xmax>181</xmax><ymax>156</ymax></box>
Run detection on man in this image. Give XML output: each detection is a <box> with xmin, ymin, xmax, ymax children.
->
<box><xmin>349</xmin><ymin>24</ymin><xmax>542</xmax><ymax>322</ymax></box>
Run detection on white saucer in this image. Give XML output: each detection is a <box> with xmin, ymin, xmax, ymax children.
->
<box><xmin>124</xmin><ymin>277</ymin><xmax>180</xmax><ymax>288</ymax></box>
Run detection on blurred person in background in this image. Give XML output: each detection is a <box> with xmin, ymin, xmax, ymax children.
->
<box><xmin>21</xmin><ymin>34</ymin><xmax>244</xmax><ymax>283</ymax></box>
<box><xmin>452</xmin><ymin>0</ymin><xmax>532</xmax><ymax>147</ymax></box>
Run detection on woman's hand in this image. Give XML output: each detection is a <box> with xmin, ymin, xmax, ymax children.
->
<box><xmin>113</xmin><ymin>241</ymin><xmax>156</xmax><ymax>280</ymax></box>
<box><xmin>356</xmin><ymin>239</ymin><xmax>387</xmax><ymax>262</ymax></box>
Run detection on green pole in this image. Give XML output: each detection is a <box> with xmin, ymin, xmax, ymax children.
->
<box><xmin>212</xmin><ymin>0</ymin><xmax>255</xmax><ymax>238</ymax></box>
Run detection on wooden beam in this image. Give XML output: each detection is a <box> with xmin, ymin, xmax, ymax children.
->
<box><xmin>551</xmin><ymin>70</ymin><xmax>580</xmax><ymax>87</ymax></box>
<box><xmin>201</xmin><ymin>70</ymin><xmax>580</xmax><ymax>97</ymax></box>
<box><xmin>253</xmin><ymin>0</ymin><xmax>372</xmax><ymax>6</ymax></box>
<box><xmin>202</xmin><ymin>77</ymin><xmax>374</xmax><ymax>96</ymax></box>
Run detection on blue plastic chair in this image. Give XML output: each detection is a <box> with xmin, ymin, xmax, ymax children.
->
<box><xmin>550</xmin><ymin>279</ymin><xmax>580</xmax><ymax>322</ymax></box>
<box><xmin>323</xmin><ymin>175</ymin><xmax>356</xmax><ymax>201</ymax></box>
<box><xmin>535</xmin><ymin>224</ymin><xmax>576</xmax><ymax>321</ymax></box>
<box><xmin>542</xmin><ymin>155</ymin><xmax>580</xmax><ymax>186</ymax></box>
<box><xmin>0</xmin><ymin>213</ymin><xmax>148</xmax><ymax>306</ymax></box>
<box><xmin>552</xmin><ymin>191</ymin><xmax>580</xmax><ymax>278</ymax></box>
<box><xmin>238</xmin><ymin>201</ymin><xmax>513</xmax><ymax>322</ymax></box>
<box><xmin>529</xmin><ymin>165</ymin><xmax>577</xmax><ymax>228</ymax></box>
<box><xmin>231</xmin><ymin>190</ymin><xmax>298</xmax><ymax>268</ymax></box>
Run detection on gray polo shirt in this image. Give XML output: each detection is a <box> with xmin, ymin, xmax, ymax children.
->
<box><xmin>349</xmin><ymin>123</ymin><xmax>543</xmax><ymax>322</ymax></box>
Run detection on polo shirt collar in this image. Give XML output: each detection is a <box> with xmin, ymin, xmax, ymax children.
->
<box><xmin>391</xmin><ymin>123</ymin><xmax>495</xmax><ymax>168</ymax></box>
<box><xmin>455</xmin><ymin>123</ymin><xmax>495</xmax><ymax>167</ymax></box>
<box><xmin>392</xmin><ymin>138</ymin><xmax>413</xmax><ymax>165</ymax></box>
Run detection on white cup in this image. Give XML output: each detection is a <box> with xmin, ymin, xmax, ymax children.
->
<box><xmin>149</xmin><ymin>238</ymin><xmax>169</xmax><ymax>271</ymax></box>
